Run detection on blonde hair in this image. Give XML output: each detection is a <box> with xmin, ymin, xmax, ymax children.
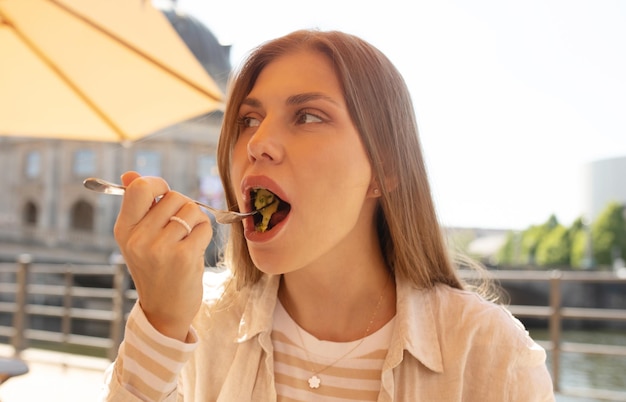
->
<box><xmin>217</xmin><ymin>30</ymin><xmax>465</xmax><ymax>291</ymax></box>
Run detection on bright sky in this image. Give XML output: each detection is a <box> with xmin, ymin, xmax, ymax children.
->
<box><xmin>170</xmin><ymin>0</ymin><xmax>626</xmax><ymax>230</ymax></box>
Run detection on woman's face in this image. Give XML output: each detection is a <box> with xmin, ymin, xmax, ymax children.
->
<box><xmin>230</xmin><ymin>49</ymin><xmax>377</xmax><ymax>274</ymax></box>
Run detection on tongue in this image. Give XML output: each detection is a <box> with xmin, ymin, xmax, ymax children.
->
<box><xmin>269</xmin><ymin>208</ymin><xmax>289</xmax><ymax>227</ymax></box>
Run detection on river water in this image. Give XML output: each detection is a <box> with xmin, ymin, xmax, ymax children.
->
<box><xmin>529</xmin><ymin>329</ymin><xmax>626</xmax><ymax>401</ymax></box>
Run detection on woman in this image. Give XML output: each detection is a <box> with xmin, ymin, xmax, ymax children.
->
<box><xmin>102</xmin><ymin>30</ymin><xmax>554</xmax><ymax>401</ymax></box>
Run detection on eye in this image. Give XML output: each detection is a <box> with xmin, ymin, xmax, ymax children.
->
<box><xmin>237</xmin><ymin>116</ymin><xmax>261</xmax><ymax>128</ymax></box>
<box><xmin>295</xmin><ymin>110</ymin><xmax>323</xmax><ymax>125</ymax></box>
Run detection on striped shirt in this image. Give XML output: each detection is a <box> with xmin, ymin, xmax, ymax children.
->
<box><xmin>272</xmin><ymin>300</ymin><xmax>395</xmax><ymax>401</ymax></box>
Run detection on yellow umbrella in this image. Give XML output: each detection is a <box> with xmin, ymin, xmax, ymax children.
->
<box><xmin>0</xmin><ymin>0</ymin><xmax>224</xmax><ymax>143</ymax></box>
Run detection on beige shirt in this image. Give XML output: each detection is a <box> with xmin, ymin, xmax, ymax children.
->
<box><xmin>102</xmin><ymin>271</ymin><xmax>555</xmax><ymax>401</ymax></box>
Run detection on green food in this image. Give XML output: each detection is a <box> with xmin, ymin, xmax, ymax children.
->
<box><xmin>254</xmin><ymin>189</ymin><xmax>279</xmax><ymax>232</ymax></box>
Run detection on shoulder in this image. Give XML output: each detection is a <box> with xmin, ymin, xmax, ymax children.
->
<box><xmin>402</xmin><ymin>282</ymin><xmax>543</xmax><ymax>359</ymax></box>
<box><xmin>397</xmin><ymin>282</ymin><xmax>553</xmax><ymax>398</ymax></box>
<box><xmin>430</xmin><ymin>284</ymin><xmax>526</xmax><ymax>333</ymax></box>
<box><xmin>427</xmin><ymin>284</ymin><xmax>546</xmax><ymax>363</ymax></box>
<box><xmin>431</xmin><ymin>285</ymin><xmax>553</xmax><ymax>396</ymax></box>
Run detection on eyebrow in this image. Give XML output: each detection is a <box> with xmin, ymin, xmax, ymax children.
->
<box><xmin>286</xmin><ymin>92</ymin><xmax>340</xmax><ymax>107</ymax></box>
<box><xmin>241</xmin><ymin>92</ymin><xmax>340</xmax><ymax>108</ymax></box>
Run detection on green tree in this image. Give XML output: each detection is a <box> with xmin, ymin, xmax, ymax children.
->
<box><xmin>496</xmin><ymin>231</ymin><xmax>520</xmax><ymax>266</ymax></box>
<box><xmin>570</xmin><ymin>228</ymin><xmax>592</xmax><ymax>269</ymax></box>
<box><xmin>535</xmin><ymin>224</ymin><xmax>570</xmax><ymax>267</ymax></box>
<box><xmin>567</xmin><ymin>217</ymin><xmax>592</xmax><ymax>269</ymax></box>
<box><xmin>591</xmin><ymin>201</ymin><xmax>626</xmax><ymax>266</ymax></box>
<box><xmin>519</xmin><ymin>214</ymin><xmax>559</xmax><ymax>265</ymax></box>
<box><xmin>567</xmin><ymin>217</ymin><xmax>585</xmax><ymax>244</ymax></box>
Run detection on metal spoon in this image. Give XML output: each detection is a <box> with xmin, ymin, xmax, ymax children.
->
<box><xmin>83</xmin><ymin>177</ymin><xmax>256</xmax><ymax>224</ymax></box>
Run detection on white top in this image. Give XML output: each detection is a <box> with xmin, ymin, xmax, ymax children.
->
<box><xmin>272</xmin><ymin>300</ymin><xmax>396</xmax><ymax>401</ymax></box>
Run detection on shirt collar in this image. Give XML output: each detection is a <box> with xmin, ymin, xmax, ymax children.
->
<box><xmin>387</xmin><ymin>278</ymin><xmax>444</xmax><ymax>373</ymax></box>
<box><xmin>234</xmin><ymin>272</ymin><xmax>445</xmax><ymax>374</ymax></box>
<box><xmin>236</xmin><ymin>274</ymin><xmax>281</xmax><ymax>343</ymax></box>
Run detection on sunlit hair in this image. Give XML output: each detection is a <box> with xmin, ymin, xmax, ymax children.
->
<box><xmin>217</xmin><ymin>29</ymin><xmax>467</xmax><ymax>291</ymax></box>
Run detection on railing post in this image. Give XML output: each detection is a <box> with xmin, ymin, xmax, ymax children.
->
<box><xmin>12</xmin><ymin>254</ymin><xmax>31</xmax><ymax>355</ymax></box>
<box><xmin>549</xmin><ymin>270</ymin><xmax>562</xmax><ymax>392</ymax></box>
<box><xmin>62</xmin><ymin>265</ymin><xmax>73</xmax><ymax>346</ymax></box>
<box><xmin>109</xmin><ymin>256</ymin><xmax>130</xmax><ymax>361</ymax></box>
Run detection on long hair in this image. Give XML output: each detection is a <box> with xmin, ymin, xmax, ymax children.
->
<box><xmin>217</xmin><ymin>30</ymin><xmax>465</xmax><ymax>291</ymax></box>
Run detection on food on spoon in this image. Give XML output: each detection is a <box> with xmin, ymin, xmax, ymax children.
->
<box><xmin>253</xmin><ymin>188</ymin><xmax>280</xmax><ymax>232</ymax></box>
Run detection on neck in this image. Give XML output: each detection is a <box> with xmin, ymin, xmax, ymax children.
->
<box><xmin>278</xmin><ymin>263</ymin><xmax>395</xmax><ymax>342</ymax></box>
<box><xmin>277</xmin><ymin>197</ymin><xmax>396</xmax><ymax>341</ymax></box>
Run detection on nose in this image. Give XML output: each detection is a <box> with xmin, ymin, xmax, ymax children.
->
<box><xmin>246</xmin><ymin>119</ymin><xmax>284</xmax><ymax>164</ymax></box>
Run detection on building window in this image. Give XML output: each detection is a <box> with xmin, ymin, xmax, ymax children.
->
<box><xmin>71</xmin><ymin>200</ymin><xmax>94</xmax><ymax>231</ymax></box>
<box><xmin>135</xmin><ymin>150</ymin><xmax>161</xmax><ymax>177</ymax></box>
<box><xmin>25</xmin><ymin>151</ymin><xmax>41</xmax><ymax>179</ymax></box>
<box><xmin>197</xmin><ymin>155</ymin><xmax>224</xmax><ymax>209</ymax></box>
<box><xmin>23</xmin><ymin>201</ymin><xmax>38</xmax><ymax>226</ymax></box>
<box><xmin>73</xmin><ymin>149</ymin><xmax>96</xmax><ymax>177</ymax></box>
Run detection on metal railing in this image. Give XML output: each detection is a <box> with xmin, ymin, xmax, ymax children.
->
<box><xmin>460</xmin><ymin>269</ymin><xmax>626</xmax><ymax>401</ymax></box>
<box><xmin>0</xmin><ymin>255</ymin><xmax>135</xmax><ymax>361</ymax></box>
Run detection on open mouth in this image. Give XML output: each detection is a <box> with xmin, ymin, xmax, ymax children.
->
<box><xmin>251</xmin><ymin>188</ymin><xmax>291</xmax><ymax>232</ymax></box>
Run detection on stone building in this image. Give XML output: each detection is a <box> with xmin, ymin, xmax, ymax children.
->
<box><xmin>0</xmin><ymin>10</ymin><xmax>230</xmax><ymax>264</ymax></box>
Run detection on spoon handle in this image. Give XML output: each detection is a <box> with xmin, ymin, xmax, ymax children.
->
<box><xmin>82</xmin><ymin>177</ymin><xmax>253</xmax><ymax>224</ymax></box>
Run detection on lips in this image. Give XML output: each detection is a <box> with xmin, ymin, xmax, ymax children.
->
<box><xmin>251</xmin><ymin>188</ymin><xmax>291</xmax><ymax>232</ymax></box>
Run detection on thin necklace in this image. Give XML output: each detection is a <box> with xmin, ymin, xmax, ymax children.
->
<box><xmin>288</xmin><ymin>275</ymin><xmax>390</xmax><ymax>389</ymax></box>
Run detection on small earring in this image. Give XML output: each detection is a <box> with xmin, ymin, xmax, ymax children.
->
<box><xmin>373</xmin><ymin>188</ymin><xmax>380</xmax><ymax>195</ymax></box>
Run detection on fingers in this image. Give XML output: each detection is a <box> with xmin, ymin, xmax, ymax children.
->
<box><xmin>169</xmin><ymin>216</ymin><xmax>192</xmax><ymax>236</ymax></box>
<box><xmin>113</xmin><ymin>172</ymin><xmax>212</xmax><ymax>249</ymax></box>
<box><xmin>120</xmin><ymin>171</ymin><xmax>140</xmax><ymax>186</ymax></box>
<box><xmin>166</xmin><ymin>200</ymin><xmax>213</xmax><ymax>244</ymax></box>
<box><xmin>117</xmin><ymin>175</ymin><xmax>171</xmax><ymax>229</ymax></box>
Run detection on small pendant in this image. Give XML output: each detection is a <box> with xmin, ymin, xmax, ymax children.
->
<box><xmin>308</xmin><ymin>375</ymin><xmax>321</xmax><ymax>389</ymax></box>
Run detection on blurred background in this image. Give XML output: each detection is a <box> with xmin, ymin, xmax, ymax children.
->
<box><xmin>0</xmin><ymin>0</ymin><xmax>624</xmax><ymax>400</ymax></box>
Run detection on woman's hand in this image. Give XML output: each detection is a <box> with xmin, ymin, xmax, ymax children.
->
<box><xmin>113</xmin><ymin>171</ymin><xmax>213</xmax><ymax>341</ymax></box>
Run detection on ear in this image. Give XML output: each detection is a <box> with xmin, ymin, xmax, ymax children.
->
<box><xmin>367</xmin><ymin>175</ymin><xmax>398</xmax><ymax>198</ymax></box>
<box><xmin>367</xmin><ymin>178</ymin><xmax>381</xmax><ymax>198</ymax></box>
